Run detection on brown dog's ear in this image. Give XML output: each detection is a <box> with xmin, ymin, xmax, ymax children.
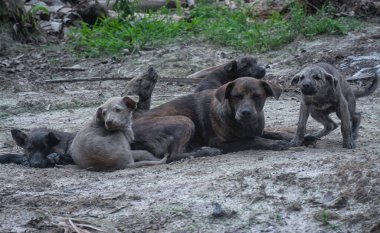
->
<box><xmin>324</xmin><ymin>72</ymin><xmax>338</xmax><ymax>89</ymax></box>
<box><xmin>260</xmin><ymin>80</ymin><xmax>282</xmax><ymax>100</ymax></box>
<box><xmin>46</xmin><ymin>132</ymin><xmax>60</xmax><ymax>147</ymax></box>
<box><xmin>291</xmin><ymin>75</ymin><xmax>301</xmax><ymax>86</ymax></box>
<box><xmin>96</xmin><ymin>107</ymin><xmax>104</xmax><ymax>123</ymax></box>
<box><xmin>224</xmin><ymin>60</ymin><xmax>237</xmax><ymax>72</ymax></box>
<box><xmin>123</xmin><ymin>95</ymin><xmax>139</xmax><ymax>109</ymax></box>
<box><xmin>215</xmin><ymin>82</ymin><xmax>235</xmax><ymax>103</ymax></box>
<box><xmin>11</xmin><ymin>129</ymin><xmax>27</xmax><ymax>148</ymax></box>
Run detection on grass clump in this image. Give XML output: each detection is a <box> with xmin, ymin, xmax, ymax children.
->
<box><xmin>68</xmin><ymin>2</ymin><xmax>355</xmax><ymax>57</ymax></box>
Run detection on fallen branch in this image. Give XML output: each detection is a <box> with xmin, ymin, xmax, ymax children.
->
<box><xmin>44</xmin><ymin>76</ymin><xmax>200</xmax><ymax>84</ymax></box>
<box><xmin>57</xmin><ymin>66</ymin><xmax>87</xmax><ymax>71</ymax></box>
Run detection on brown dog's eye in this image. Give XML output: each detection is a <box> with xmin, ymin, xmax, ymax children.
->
<box><xmin>102</xmin><ymin>110</ymin><xmax>107</xmax><ymax>116</ymax></box>
<box><xmin>115</xmin><ymin>108</ymin><xmax>122</xmax><ymax>113</ymax></box>
<box><xmin>314</xmin><ymin>76</ymin><xmax>321</xmax><ymax>80</ymax></box>
<box><xmin>233</xmin><ymin>94</ymin><xmax>244</xmax><ymax>99</ymax></box>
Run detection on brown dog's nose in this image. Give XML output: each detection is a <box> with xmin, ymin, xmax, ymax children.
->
<box><xmin>241</xmin><ymin>109</ymin><xmax>252</xmax><ymax>117</ymax></box>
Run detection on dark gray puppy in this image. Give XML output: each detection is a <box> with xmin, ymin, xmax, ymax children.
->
<box><xmin>290</xmin><ymin>63</ymin><xmax>379</xmax><ymax>149</ymax></box>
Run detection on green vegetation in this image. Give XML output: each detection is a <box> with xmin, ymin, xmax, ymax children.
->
<box><xmin>68</xmin><ymin>2</ymin><xmax>356</xmax><ymax>57</ymax></box>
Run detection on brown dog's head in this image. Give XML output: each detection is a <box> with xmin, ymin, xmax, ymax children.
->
<box><xmin>291</xmin><ymin>65</ymin><xmax>338</xmax><ymax>96</ymax></box>
<box><xmin>96</xmin><ymin>96</ymin><xmax>139</xmax><ymax>131</ymax></box>
<box><xmin>215</xmin><ymin>77</ymin><xmax>282</xmax><ymax>123</ymax></box>
<box><xmin>11</xmin><ymin>128</ymin><xmax>61</xmax><ymax>168</ymax></box>
<box><xmin>224</xmin><ymin>56</ymin><xmax>266</xmax><ymax>79</ymax></box>
<box><xmin>122</xmin><ymin>67</ymin><xmax>159</xmax><ymax>100</ymax></box>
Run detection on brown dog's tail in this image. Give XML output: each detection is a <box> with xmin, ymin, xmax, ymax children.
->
<box><xmin>354</xmin><ymin>69</ymin><xmax>379</xmax><ymax>98</ymax></box>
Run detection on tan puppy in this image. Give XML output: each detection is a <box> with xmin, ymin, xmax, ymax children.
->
<box><xmin>70</xmin><ymin>96</ymin><xmax>166</xmax><ymax>171</ymax></box>
<box><xmin>290</xmin><ymin>63</ymin><xmax>379</xmax><ymax>149</ymax></box>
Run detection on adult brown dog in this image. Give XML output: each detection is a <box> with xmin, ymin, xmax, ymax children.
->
<box><xmin>132</xmin><ymin>77</ymin><xmax>290</xmax><ymax>161</ymax></box>
<box><xmin>192</xmin><ymin>56</ymin><xmax>266</xmax><ymax>92</ymax></box>
<box><xmin>290</xmin><ymin>63</ymin><xmax>379</xmax><ymax>149</ymax></box>
<box><xmin>70</xmin><ymin>96</ymin><xmax>167</xmax><ymax>171</ymax></box>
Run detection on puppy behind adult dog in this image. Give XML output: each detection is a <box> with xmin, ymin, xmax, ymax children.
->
<box><xmin>192</xmin><ymin>56</ymin><xmax>266</xmax><ymax>92</ymax></box>
<box><xmin>70</xmin><ymin>96</ymin><xmax>166</xmax><ymax>171</ymax></box>
<box><xmin>122</xmin><ymin>67</ymin><xmax>159</xmax><ymax>119</ymax></box>
<box><xmin>0</xmin><ymin>128</ymin><xmax>75</xmax><ymax>168</ymax></box>
<box><xmin>290</xmin><ymin>63</ymin><xmax>379</xmax><ymax>149</ymax></box>
<box><xmin>132</xmin><ymin>77</ymin><xmax>290</xmax><ymax>162</ymax></box>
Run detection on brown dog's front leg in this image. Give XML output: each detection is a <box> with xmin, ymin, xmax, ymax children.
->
<box><xmin>131</xmin><ymin>150</ymin><xmax>160</xmax><ymax>162</ymax></box>
<box><xmin>291</xmin><ymin>101</ymin><xmax>310</xmax><ymax>147</ymax></box>
<box><xmin>218</xmin><ymin>137</ymin><xmax>290</xmax><ymax>152</ymax></box>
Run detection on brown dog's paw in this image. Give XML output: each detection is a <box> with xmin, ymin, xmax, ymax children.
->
<box><xmin>271</xmin><ymin>140</ymin><xmax>290</xmax><ymax>151</ymax></box>
<box><xmin>343</xmin><ymin>140</ymin><xmax>356</xmax><ymax>149</ymax></box>
<box><xmin>302</xmin><ymin>135</ymin><xmax>320</xmax><ymax>148</ymax></box>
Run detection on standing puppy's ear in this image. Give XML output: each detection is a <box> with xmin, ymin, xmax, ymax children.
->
<box><xmin>215</xmin><ymin>82</ymin><xmax>235</xmax><ymax>103</ymax></box>
<box><xmin>260</xmin><ymin>80</ymin><xmax>282</xmax><ymax>100</ymax></box>
<box><xmin>46</xmin><ymin>132</ymin><xmax>60</xmax><ymax>147</ymax></box>
<box><xmin>123</xmin><ymin>95</ymin><xmax>139</xmax><ymax>109</ymax></box>
<box><xmin>96</xmin><ymin>107</ymin><xmax>104</xmax><ymax>124</ymax></box>
<box><xmin>323</xmin><ymin>72</ymin><xmax>338</xmax><ymax>90</ymax></box>
<box><xmin>291</xmin><ymin>75</ymin><xmax>302</xmax><ymax>86</ymax></box>
<box><xmin>224</xmin><ymin>60</ymin><xmax>237</xmax><ymax>72</ymax></box>
<box><xmin>11</xmin><ymin>129</ymin><xmax>28</xmax><ymax>148</ymax></box>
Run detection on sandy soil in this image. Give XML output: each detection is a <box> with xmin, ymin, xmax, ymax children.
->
<box><xmin>0</xmin><ymin>19</ymin><xmax>380</xmax><ymax>233</ymax></box>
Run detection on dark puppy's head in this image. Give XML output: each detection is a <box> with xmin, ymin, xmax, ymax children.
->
<box><xmin>11</xmin><ymin>128</ymin><xmax>60</xmax><ymax>168</ymax></box>
<box><xmin>224</xmin><ymin>55</ymin><xmax>266</xmax><ymax>79</ymax></box>
<box><xmin>122</xmin><ymin>67</ymin><xmax>159</xmax><ymax>100</ymax></box>
<box><xmin>96</xmin><ymin>96</ymin><xmax>139</xmax><ymax>131</ymax></box>
<box><xmin>291</xmin><ymin>65</ymin><xmax>338</xmax><ymax>96</ymax></box>
<box><xmin>216</xmin><ymin>77</ymin><xmax>282</xmax><ymax>123</ymax></box>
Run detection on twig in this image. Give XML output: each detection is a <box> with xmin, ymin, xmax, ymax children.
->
<box><xmin>58</xmin><ymin>67</ymin><xmax>87</xmax><ymax>71</ymax></box>
<box><xmin>75</xmin><ymin>223</ymin><xmax>106</xmax><ymax>232</ymax></box>
<box><xmin>68</xmin><ymin>218</ymin><xmax>84</xmax><ymax>233</ymax></box>
<box><xmin>108</xmin><ymin>205</ymin><xmax>128</xmax><ymax>214</ymax></box>
<box><xmin>44</xmin><ymin>76</ymin><xmax>200</xmax><ymax>84</ymax></box>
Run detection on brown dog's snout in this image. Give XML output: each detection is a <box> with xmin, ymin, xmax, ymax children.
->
<box><xmin>241</xmin><ymin>107</ymin><xmax>252</xmax><ymax>117</ymax></box>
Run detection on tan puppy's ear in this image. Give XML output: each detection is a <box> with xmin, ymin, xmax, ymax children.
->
<box><xmin>215</xmin><ymin>82</ymin><xmax>235</xmax><ymax>103</ymax></box>
<box><xmin>260</xmin><ymin>80</ymin><xmax>282</xmax><ymax>100</ymax></box>
<box><xmin>324</xmin><ymin>72</ymin><xmax>338</xmax><ymax>90</ymax></box>
<box><xmin>291</xmin><ymin>74</ymin><xmax>302</xmax><ymax>86</ymax></box>
<box><xmin>224</xmin><ymin>60</ymin><xmax>237</xmax><ymax>72</ymax></box>
<box><xmin>123</xmin><ymin>95</ymin><xmax>139</xmax><ymax>109</ymax></box>
<box><xmin>96</xmin><ymin>107</ymin><xmax>104</xmax><ymax>124</ymax></box>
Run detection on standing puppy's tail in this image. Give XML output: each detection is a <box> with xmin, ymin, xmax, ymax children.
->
<box><xmin>354</xmin><ymin>68</ymin><xmax>379</xmax><ymax>98</ymax></box>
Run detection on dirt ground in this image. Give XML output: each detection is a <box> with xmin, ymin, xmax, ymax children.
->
<box><xmin>1</xmin><ymin>18</ymin><xmax>380</xmax><ymax>232</ymax></box>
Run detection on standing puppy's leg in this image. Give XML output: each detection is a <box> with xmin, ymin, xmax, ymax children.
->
<box><xmin>309</xmin><ymin>110</ymin><xmax>338</xmax><ymax>138</ymax></box>
<box><xmin>291</xmin><ymin>101</ymin><xmax>311</xmax><ymax>146</ymax></box>
<box><xmin>336</xmin><ymin>98</ymin><xmax>355</xmax><ymax>149</ymax></box>
<box><xmin>351</xmin><ymin>112</ymin><xmax>361</xmax><ymax>140</ymax></box>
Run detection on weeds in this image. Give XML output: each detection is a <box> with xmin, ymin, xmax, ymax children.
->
<box><xmin>68</xmin><ymin>2</ymin><xmax>356</xmax><ymax>57</ymax></box>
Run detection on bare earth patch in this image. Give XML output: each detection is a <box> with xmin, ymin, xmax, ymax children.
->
<box><xmin>0</xmin><ymin>20</ymin><xmax>379</xmax><ymax>232</ymax></box>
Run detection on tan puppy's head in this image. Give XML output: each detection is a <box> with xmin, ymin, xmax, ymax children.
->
<box><xmin>291</xmin><ymin>65</ymin><xmax>338</xmax><ymax>96</ymax></box>
<box><xmin>96</xmin><ymin>96</ymin><xmax>139</xmax><ymax>131</ymax></box>
<box><xmin>215</xmin><ymin>77</ymin><xmax>282</xmax><ymax>123</ymax></box>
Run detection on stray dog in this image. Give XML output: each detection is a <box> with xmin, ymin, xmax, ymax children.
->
<box><xmin>122</xmin><ymin>67</ymin><xmax>159</xmax><ymax>119</ymax></box>
<box><xmin>132</xmin><ymin>77</ymin><xmax>290</xmax><ymax>162</ymax></box>
<box><xmin>290</xmin><ymin>63</ymin><xmax>379</xmax><ymax>149</ymax></box>
<box><xmin>192</xmin><ymin>56</ymin><xmax>266</xmax><ymax>92</ymax></box>
<box><xmin>70</xmin><ymin>96</ymin><xmax>167</xmax><ymax>171</ymax></box>
<box><xmin>0</xmin><ymin>128</ymin><xmax>75</xmax><ymax>168</ymax></box>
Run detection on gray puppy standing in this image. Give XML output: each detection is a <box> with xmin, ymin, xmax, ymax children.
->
<box><xmin>70</xmin><ymin>96</ymin><xmax>166</xmax><ymax>171</ymax></box>
<box><xmin>290</xmin><ymin>62</ymin><xmax>379</xmax><ymax>149</ymax></box>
